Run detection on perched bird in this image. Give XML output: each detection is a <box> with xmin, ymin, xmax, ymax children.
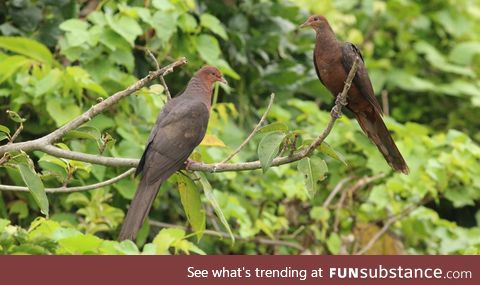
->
<box><xmin>118</xmin><ymin>66</ymin><xmax>227</xmax><ymax>241</ymax></box>
<box><xmin>300</xmin><ymin>15</ymin><xmax>409</xmax><ymax>174</ymax></box>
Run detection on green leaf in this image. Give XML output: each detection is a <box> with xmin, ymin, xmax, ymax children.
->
<box><xmin>257</xmin><ymin>132</ymin><xmax>285</xmax><ymax>172</ymax></box>
<box><xmin>58</xmin><ymin>234</ymin><xmax>103</xmax><ymax>254</ymax></box>
<box><xmin>153</xmin><ymin>228</ymin><xmax>185</xmax><ymax>254</ymax></box>
<box><xmin>65</xmin><ymin>126</ymin><xmax>101</xmax><ymax>141</ymax></box>
<box><xmin>9</xmin><ymin>200</ymin><xmax>28</xmax><ymax>219</ymax></box>
<box><xmin>195</xmin><ymin>34</ymin><xmax>221</xmax><ymax>63</ymax></box>
<box><xmin>106</xmin><ymin>13</ymin><xmax>142</xmax><ymax>46</ymax></box>
<box><xmin>318</xmin><ymin>142</ymin><xmax>347</xmax><ymax>165</ymax></box>
<box><xmin>257</xmin><ymin>122</ymin><xmax>289</xmax><ymax>134</ymax></box>
<box><xmin>6</xmin><ymin>110</ymin><xmax>26</xmax><ymax>123</ymax></box>
<box><xmin>177</xmin><ymin>13</ymin><xmax>197</xmax><ymax>33</ymax></box>
<box><xmin>297</xmin><ymin>157</ymin><xmax>328</xmax><ymax>198</ymax></box>
<box><xmin>197</xmin><ymin>173</ymin><xmax>234</xmax><ymax>243</ymax></box>
<box><xmin>34</xmin><ymin>69</ymin><xmax>62</xmax><ymax>97</ymax></box>
<box><xmin>176</xmin><ymin>174</ymin><xmax>205</xmax><ymax>240</ymax></box>
<box><xmin>200</xmin><ymin>14</ymin><xmax>228</xmax><ymax>39</ymax></box>
<box><xmin>0</xmin><ymin>36</ymin><xmax>53</xmax><ymax>65</ymax></box>
<box><xmin>0</xmin><ymin>55</ymin><xmax>30</xmax><ymax>84</ymax></box>
<box><xmin>448</xmin><ymin>41</ymin><xmax>480</xmax><ymax>65</ymax></box>
<box><xmin>0</xmin><ymin>124</ymin><xmax>10</xmax><ymax>135</ymax></box>
<box><xmin>46</xmin><ymin>100</ymin><xmax>82</xmax><ymax>127</ymax></box>
<box><xmin>152</xmin><ymin>11</ymin><xmax>178</xmax><ymax>44</ymax></box>
<box><xmin>310</xmin><ymin>206</ymin><xmax>330</xmax><ymax>222</ymax></box>
<box><xmin>326</xmin><ymin>233</ymin><xmax>341</xmax><ymax>254</ymax></box>
<box><xmin>17</xmin><ymin>162</ymin><xmax>49</xmax><ymax>216</ymax></box>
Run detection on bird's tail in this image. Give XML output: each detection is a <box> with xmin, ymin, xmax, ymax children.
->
<box><xmin>354</xmin><ymin>111</ymin><xmax>409</xmax><ymax>174</ymax></box>
<box><xmin>118</xmin><ymin>176</ymin><xmax>163</xmax><ymax>241</ymax></box>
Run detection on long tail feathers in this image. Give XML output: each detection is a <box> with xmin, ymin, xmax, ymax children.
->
<box><xmin>355</xmin><ymin>111</ymin><xmax>409</xmax><ymax>174</ymax></box>
<box><xmin>118</xmin><ymin>176</ymin><xmax>163</xmax><ymax>241</ymax></box>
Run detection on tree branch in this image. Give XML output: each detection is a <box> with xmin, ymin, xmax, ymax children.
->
<box><xmin>149</xmin><ymin>220</ymin><xmax>304</xmax><ymax>251</ymax></box>
<box><xmin>0</xmin><ymin>57</ymin><xmax>360</xmax><ymax>189</ymax></box>
<box><xmin>0</xmin><ymin>168</ymin><xmax>135</xmax><ymax>193</ymax></box>
<box><xmin>0</xmin><ymin>58</ymin><xmax>187</xmax><ymax>156</ymax></box>
<box><xmin>219</xmin><ymin>93</ymin><xmax>275</xmax><ymax>164</ymax></box>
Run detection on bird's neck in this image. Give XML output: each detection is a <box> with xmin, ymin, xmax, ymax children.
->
<box><xmin>315</xmin><ymin>24</ymin><xmax>339</xmax><ymax>50</ymax></box>
<box><xmin>184</xmin><ymin>77</ymin><xmax>213</xmax><ymax>109</ymax></box>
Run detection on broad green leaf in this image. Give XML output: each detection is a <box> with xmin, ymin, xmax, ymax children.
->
<box><xmin>200</xmin><ymin>14</ymin><xmax>228</xmax><ymax>39</ymax></box>
<box><xmin>152</xmin><ymin>0</ymin><xmax>175</xmax><ymax>11</ymax></box>
<box><xmin>0</xmin><ymin>219</ymin><xmax>10</xmax><ymax>232</ymax></box>
<box><xmin>449</xmin><ymin>41</ymin><xmax>480</xmax><ymax>65</ymax></box>
<box><xmin>152</xmin><ymin>11</ymin><xmax>178</xmax><ymax>44</ymax></box>
<box><xmin>65</xmin><ymin>126</ymin><xmax>101</xmax><ymax>141</ymax></box>
<box><xmin>106</xmin><ymin>13</ymin><xmax>142</xmax><ymax>46</ymax></box>
<box><xmin>6</xmin><ymin>110</ymin><xmax>26</xmax><ymax>123</ymax></box>
<box><xmin>200</xmin><ymin>134</ymin><xmax>226</xmax><ymax>147</ymax></box>
<box><xmin>17</xmin><ymin>162</ymin><xmax>49</xmax><ymax>216</ymax></box>
<box><xmin>195</xmin><ymin>34</ymin><xmax>221</xmax><ymax>63</ymax></box>
<box><xmin>34</xmin><ymin>69</ymin><xmax>62</xmax><ymax>97</ymax></box>
<box><xmin>177</xmin><ymin>13</ymin><xmax>197</xmax><ymax>32</ymax></box>
<box><xmin>318</xmin><ymin>142</ymin><xmax>347</xmax><ymax>165</ymax></box>
<box><xmin>176</xmin><ymin>174</ymin><xmax>205</xmax><ymax>241</ymax></box>
<box><xmin>326</xmin><ymin>233</ymin><xmax>341</xmax><ymax>254</ymax></box>
<box><xmin>153</xmin><ymin>228</ymin><xmax>185</xmax><ymax>254</ymax></box>
<box><xmin>297</xmin><ymin>157</ymin><xmax>328</xmax><ymax>198</ymax></box>
<box><xmin>58</xmin><ymin>234</ymin><xmax>103</xmax><ymax>254</ymax></box>
<box><xmin>9</xmin><ymin>200</ymin><xmax>29</xmax><ymax>219</ymax></box>
<box><xmin>257</xmin><ymin>122</ymin><xmax>289</xmax><ymax>134</ymax></box>
<box><xmin>0</xmin><ymin>36</ymin><xmax>53</xmax><ymax>65</ymax></box>
<box><xmin>258</xmin><ymin>131</ymin><xmax>285</xmax><ymax>172</ymax></box>
<box><xmin>197</xmin><ymin>173</ymin><xmax>234</xmax><ymax>243</ymax></box>
<box><xmin>310</xmin><ymin>206</ymin><xmax>330</xmax><ymax>222</ymax></box>
<box><xmin>46</xmin><ymin>100</ymin><xmax>82</xmax><ymax>127</ymax></box>
<box><xmin>0</xmin><ymin>124</ymin><xmax>10</xmax><ymax>135</ymax></box>
<box><xmin>0</xmin><ymin>55</ymin><xmax>30</xmax><ymax>84</ymax></box>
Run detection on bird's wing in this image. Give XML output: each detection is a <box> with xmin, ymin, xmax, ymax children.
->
<box><xmin>312</xmin><ymin>51</ymin><xmax>325</xmax><ymax>86</ymax></box>
<box><xmin>141</xmin><ymin>100</ymin><xmax>209</xmax><ymax>184</ymax></box>
<box><xmin>135</xmin><ymin>99</ymin><xmax>176</xmax><ymax>176</ymax></box>
<box><xmin>341</xmin><ymin>42</ymin><xmax>383</xmax><ymax>115</ymax></box>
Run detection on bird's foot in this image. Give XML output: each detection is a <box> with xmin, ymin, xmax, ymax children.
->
<box><xmin>331</xmin><ymin>105</ymin><xmax>342</xmax><ymax>118</ymax></box>
<box><xmin>335</xmin><ymin>95</ymin><xmax>348</xmax><ymax>107</ymax></box>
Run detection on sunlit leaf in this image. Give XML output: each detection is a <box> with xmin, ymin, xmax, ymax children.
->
<box><xmin>176</xmin><ymin>174</ymin><xmax>205</xmax><ymax>240</ymax></box>
<box><xmin>297</xmin><ymin>157</ymin><xmax>328</xmax><ymax>198</ymax></box>
<box><xmin>258</xmin><ymin>132</ymin><xmax>285</xmax><ymax>172</ymax></box>
<box><xmin>17</xmin><ymin>162</ymin><xmax>49</xmax><ymax>216</ymax></box>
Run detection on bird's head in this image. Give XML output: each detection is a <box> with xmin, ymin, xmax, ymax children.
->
<box><xmin>300</xmin><ymin>15</ymin><xmax>328</xmax><ymax>31</ymax></box>
<box><xmin>196</xmin><ymin>65</ymin><xmax>228</xmax><ymax>87</ymax></box>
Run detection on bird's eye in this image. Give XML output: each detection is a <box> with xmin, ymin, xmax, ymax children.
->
<box><xmin>314</xmin><ymin>17</ymin><xmax>320</xmax><ymax>21</ymax></box>
<box><xmin>211</xmin><ymin>72</ymin><xmax>216</xmax><ymax>76</ymax></box>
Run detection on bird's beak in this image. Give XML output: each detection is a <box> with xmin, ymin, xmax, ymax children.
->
<box><xmin>219</xmin><ymin>76</ymin><xmax>228</xmax><ymax>85</ymax></box>
<box><xmin>299</xmin><ymin>21</ymin><xmax>310</xmax><ymax>29</ymax></box>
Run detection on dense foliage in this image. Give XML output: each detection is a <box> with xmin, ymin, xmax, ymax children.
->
<box><xmin>0</xmin><ymin>0</ymin><xmax>479</xmax><ymax>254</ymax></box>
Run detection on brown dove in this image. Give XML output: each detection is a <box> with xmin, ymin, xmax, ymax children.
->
<box><xmin>301</xmin><ymin>15</ymin><xmax>409</xmax><ymax>174</ymax></box>
<box><xmin>118</xmin><ymin>66</ymin><xmax>227</xmax><ymax>241</ymax></box>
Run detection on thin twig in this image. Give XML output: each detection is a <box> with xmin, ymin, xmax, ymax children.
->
<box><xmin>219</xmin><ymin>93</ymin><xmax>275</xmax><ymax>164</ymax></box>
<box><xmin>146</xmin><ymin>49</ymin><xmax>160</xmax><ymax>70</ymax></box>
<box><xmin>381</xmin><ymin>90</ymin><xmax>389</xmax><ymax>116</ymax></box>
<box><xmin>354</xmin><ymin>202</ymin><xmax>419</xmax><ymax>255</ymax></box>
<box><xmin>8</xmin><ymin>122</ymin><xmax>23</xmax><ymax>144</ymax></box>
<box><xmin>146</xmin><ymin>49</ymin><xmax>171</xmax><ymax>101</ymax></box>
<box><xmin>0</xmin><ymin>168</ymin><xmax>135</xmax><ymax>193</ymax></box>
<box><xmin>322</xmin><ymin>176</ymin><xmax>353</xmax><ymax>208</ymax></box>
<box><xmin>332</xmin><ymin>173</ymin><xmax>385</xmax><ymax>232</ymax></box>
<box><xmin>149</xmin><ymin>220</ymin><xmax>304</xmax><ymax>251</ymax></box>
